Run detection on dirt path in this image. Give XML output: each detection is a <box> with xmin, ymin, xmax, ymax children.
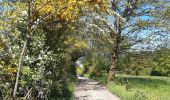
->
<box><xmin>74</xmin><ymin>77</ymin><xmax>120</xmax><ymax>100</ymax></box>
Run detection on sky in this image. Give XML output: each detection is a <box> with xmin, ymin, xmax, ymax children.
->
<box><xmin>106</xmin><ymin>4</ymin><xmax>170</xmax><ymax>51</ymax></box>
<box><xmin>76</xmin><ymin>60</ymin><xmax>83</xmax><ymax>68</ymax></box>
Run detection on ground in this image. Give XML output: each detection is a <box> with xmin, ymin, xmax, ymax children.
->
<box><xmin>74</xmin><ymin>77</ymin><xmax>120</xmax><ymax>100</ymax></box>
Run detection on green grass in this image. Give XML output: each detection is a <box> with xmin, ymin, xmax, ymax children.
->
<box><xmin>65</xmin><ymin>79</ymin><xmax>77</xmax><ymax>99</ymax></box>
<box><xmin>108</xmin><ymin>75</ymin><xmax>170</xmax><ymax>100</ymax></box>
<box><xmin>90</xmin><ymin>74</ymin><xmax>108</xmax><ymax>85</ymax></box>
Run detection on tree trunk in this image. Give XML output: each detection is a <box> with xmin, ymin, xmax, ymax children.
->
<box><xmin>13</xmin><ymin>0</ymin><xmax>32</xmax><ymax>99</ymax></box>
<box><xmin>108</xmin><ymin>19</ymin><xmax>122</xmax><ymax>82</ymax></box>
<box><xmin>108</xmin><ymin>52</ymin><xmax>117</xmax><ymax>82</ymax></box>
<box><xmin>13</xmin><ymin>39</ymin><xmax>28</xmax><ymax>100</ymax></box>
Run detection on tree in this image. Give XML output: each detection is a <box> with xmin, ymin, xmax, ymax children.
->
<box><xmin>107</xmin><ymin>0</ymin><xmax>170</xmax><ymax>81</ymax></box>
<box><xmin>117</xmin><ymin>51</ymin><xmax>154</xmax><ymax>75</ymax></box>
<box><xmin>0</xmin><ymin>0</ymin><xmax>109</xmax><ymax>99</ymax></box>
<box><xmin>151</xmin><ymin>48</ymin><xmax>170</xmax><ymax>76</ymax></box>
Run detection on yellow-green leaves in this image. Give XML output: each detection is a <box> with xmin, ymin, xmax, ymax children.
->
<box><xmin>75</xmin><ymin>41</ymin><xmax>87</xmax><ymax>50</ymax></box>
<box><xmin>31</xmin><ymin>0</ymin><xmax>109</xmax><ymax>22</ymax></box>
<box><xmin>64</xmin><ymin>36</ymin><xmax>87</xmax><ymax>51</ymax></box>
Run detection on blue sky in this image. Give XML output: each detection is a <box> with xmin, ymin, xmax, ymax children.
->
<box><xmin>106</xmin><ymin>12</ymin><xmax>169</xmax><ymax>51</ymax></box>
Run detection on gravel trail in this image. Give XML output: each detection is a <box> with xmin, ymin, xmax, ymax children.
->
<box><xmin>74</xmin><ymin>77</ymin><xmax>120</xmax><ymax>100</ymax></box>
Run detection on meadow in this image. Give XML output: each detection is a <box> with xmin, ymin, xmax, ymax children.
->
<box><xmin>108</xmin><ymin>75</ymin><xmax>170</xmax><ymax>100</ymax></box>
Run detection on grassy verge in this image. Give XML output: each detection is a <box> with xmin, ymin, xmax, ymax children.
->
<box><xmin>66</xmin><ymin>79</ymin><xmax>77</xmax><ymax>99</ymax></box>
<box><xmin>108</xmin><ymin>75</ymin><xmax>170</xmax><ymax>100</ymax></box>
<box><xmin>67</xmin><ymin>81</ymin><xmax>76</xmax><ymax>96</ymax></box>
<box><xmin>57</xmin><ymin>79</ymin><xmax>77</xmax><ymax>100</ymax></box>
<box><xmin>90</xmin><ymin>74</ymin><xmax>108</xmax><ymax>85</ymax></box>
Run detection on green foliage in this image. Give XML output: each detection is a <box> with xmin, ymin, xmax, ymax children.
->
<box><xmin>83</xmin><ymin>50</ymin><xmax>110</xmax><ymax>78</ymax></box>
<box><xmin>90</xmin><ymin>74</ymin><xmax>108</xmax><ymax>85</ymax></box>
<box><xmin>0</xmin><ymin>0</ymin><xmax>109</xmax><ymax>99</ymax></box>
<box><xmin>117</xmin><ymin>51</ymin><xmax>154</xmax><ymax>76</ymax></box>
<box><xmin>151</xmin><ymin>48</ymin><xmax>170</xmax><ymax>76</ymax></box>
<box><xmin>116</xmin><ymin>48</ymin><xmax>170</xmax><ymax>77</ymax></box>
<box><xmin>0</xmin><ymin>0</ymin><xmax>169</xmax><ymax>99</ymax></box>
<box><xmin>76</xmin><ymin>64</ymin><xmax>83</xmax><ymax>75</ymax></box>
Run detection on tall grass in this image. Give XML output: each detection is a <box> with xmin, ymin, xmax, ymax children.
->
<box><xmin>108</xmin><ymin>75</ymin><xmax>170</xmax><ymax>100</ymax></box>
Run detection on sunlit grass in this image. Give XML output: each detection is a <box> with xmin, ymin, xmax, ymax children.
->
<box><xmin>108</xmin><ymin>75</ymin><xmax>170</xmax><ymax>100</ymax></box>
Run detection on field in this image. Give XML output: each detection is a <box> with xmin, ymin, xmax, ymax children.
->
<box><xmin>108</xmin><ymin>75</ymin><xmax>170</xmax><ymax>100</ymax></box>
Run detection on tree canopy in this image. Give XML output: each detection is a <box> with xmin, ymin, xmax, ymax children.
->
<box><xmin>0</xmin><ymin>0</ymin><xmax>169</xmax><ymax>99</ymax></box>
